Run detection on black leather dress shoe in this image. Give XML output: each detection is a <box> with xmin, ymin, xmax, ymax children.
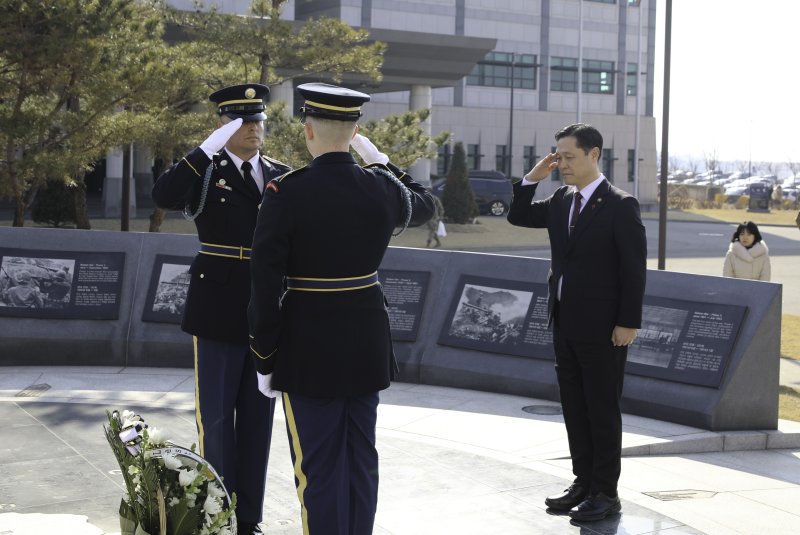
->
<box><xmin>237</xmin><ymin>522</ymin><xmax>264</xmax><ymax>535</ymax></box>
<box><xmin>544</xmin><ymin>482</ymin><xmax>588</xmax><ymax>512</ymax></box>
<box><xmin>568</xmin><ymin>492</ymin><xmax>621</xmax><ymax>521</ymax></box>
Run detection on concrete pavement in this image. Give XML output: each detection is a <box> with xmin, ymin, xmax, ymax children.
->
<box><xmin>1</xmin><ymin>366</ymin><xmax>800</xmax><ymax>535</ymax></box>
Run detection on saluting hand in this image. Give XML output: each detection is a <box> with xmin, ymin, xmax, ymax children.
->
<box><xmin>351</xmin><ymin>133</ymin><xmax>389</xmax><ymax>165</ymax></box>
<box><xmin>523</xmin><ymin>153</ymin><xmax>559</xmax><ymax>182</ymax></box>
<box><xmin>199</xmin><ymin>118</ymin><xmax>243</xmax><ymax>158</ymax></box>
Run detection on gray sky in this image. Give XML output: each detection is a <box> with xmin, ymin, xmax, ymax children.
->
<box><xmin>653</xmin><ymin>1</ymin><xmax>799</xmax><ymax>166</ymax></box>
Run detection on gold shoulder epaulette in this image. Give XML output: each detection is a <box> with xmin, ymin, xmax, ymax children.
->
<box><xmin>261</xmin><ymin>154</ymin><xmax>291</xmax><ymax>169</ymax></box>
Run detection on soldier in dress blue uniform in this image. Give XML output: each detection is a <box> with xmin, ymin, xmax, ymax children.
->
<box><xmin>247</xmin><ymin>83</ymin><xmax>435</xmax><ymax>535</ymax></box>
<box><xmin>152</xmin><ymin>83</ymin><xmax>290</xmax><ymax>535</ymax></box>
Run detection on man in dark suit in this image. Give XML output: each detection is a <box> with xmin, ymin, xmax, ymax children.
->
<box><xmin>247</xmin><ymin>83</ymin><xmax>434</xmax><ymax>535</ymax></box>
<box><xmin>152</xmin><ymin>83</ymin><xmax>290</xmax><ymax>535</ymax></box>
<box><xmin>507</xmin><ymin>123</ymin><xmax>646</xmax><ymax>521</ymax></box>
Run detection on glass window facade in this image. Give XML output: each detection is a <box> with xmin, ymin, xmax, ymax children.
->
<box><xmin>523</xmin><ymin>145</ymin><xmax>536</xmax><ymax>173</ymax></box>
<box><xmin>626</xmin><ymin>62</ymin><xmax>638</xmax><ymax>96</ymax></box>
<box><xmin>437</xmin><ymin>144</ymin><xmax>451</xmax><ymax>176</ymax></box>
<box><xmin>603</xmin><ymin>148</ymin><xmax>614</xmax><ymax>182</ymax></box>
<box><xmin>628</xmin><ymin>149</ymin><xmax>636</xmax><ymax>181</ymax></box>
<box><xmin>467</xmin><ymin>144</ymin><xmax>481</xmax><ymax>170</ymax></box>
<box><xmin>551</xmin><ymin>58</ymin><xmax>615</xmax><ymax>94</ymax></box>
<box><xmin>495</xmin><ymin>145</ymin><xmax>508</xmax><ymax>173</ymax></box>
<box><xmin>467</xmin><ymin>52</ymin><xmax>537</xmax><ymax>89</ymax></box>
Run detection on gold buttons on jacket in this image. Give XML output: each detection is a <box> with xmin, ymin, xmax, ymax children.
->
<box><xmin>200</xmin><ymin>274</ymin><xmax>205</xmax><ymax>279</ymax></box>
<box><xmin>221</xmin><ymin>198</ymin><xmax>226</xmax><ymax>203</ymax></box>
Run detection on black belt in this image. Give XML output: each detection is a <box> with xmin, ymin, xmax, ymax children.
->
<box><xmin>285</xmin><ymin>272</ymin><xmax>379</xmax><ymax>292</ymax></box>
<box><xmin>198</xmin><ymin>242</ymin><xmax>251</xmax><ymax>260</ymax></box>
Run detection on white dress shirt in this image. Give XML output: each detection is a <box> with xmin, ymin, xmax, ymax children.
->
<box><xmin>227</xmin><ymin>151</ymin><xmax>265</xmax><ymax>193</ymax></box>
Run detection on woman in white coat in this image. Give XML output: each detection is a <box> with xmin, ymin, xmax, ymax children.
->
<box><xmin>723</xmin><ymin>221</ymin><xmax>771</xmax><ymax>281</ymax></box>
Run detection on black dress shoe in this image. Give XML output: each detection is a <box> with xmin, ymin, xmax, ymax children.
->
<box><xmin>544</xmin><ymin>482</ymin><xmax>588</xmax><ymax>512</ymax></box>
<box><xmin>568</xmin><ymin>492</ymin><xmax>621</xmax><ymax>521</ymax></box>
<box><xmin>237</xmin><ymin>522</ymin><xmax>264</xmax><ymax>535</ymax></box>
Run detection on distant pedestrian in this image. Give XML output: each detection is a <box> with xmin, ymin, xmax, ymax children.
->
<box><xmin>771</xmin><ymin>185</ymin><xmax>783</xmax><ymax>209</ymax></box>
<box><xmin>722</xmin><ymin>221</ymin><xmax>771</xmax><ymax>281</ymax></box>
<box><xmin>426</xmin><ymin>195</ymin><xmax>445</xmax><ymax>248</ymax></box>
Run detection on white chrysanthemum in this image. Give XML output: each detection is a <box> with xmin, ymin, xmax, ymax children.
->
<box><xmin>218</xmin><ymin>526</ymin><xmax>233</xmax><ymax>535</ymax></box>
<box><xmin>147</xmin><ymin>427</ymin><xmax>168</xmax><ymax>446</ymax></box>
<box><xmin>168</xmin><ymin>497</ymin><xmax>180</xmax><ymax>507</ymax></box>
<box><xmin>178</xmin><ymin>467</ymin><xmax>197</xmax><ymax>487</ymax></box>
<box><xmin>127</xmin><ymin>465</ymin><xmax>140</xmax><ymax>475</ymax></box>
<box><xmin>162</xmin><ymin>453</ymin><xmax>181</xmax><ymax>471</ymax></box>
<box><xmin>206</xmin><ymin>482</ymin><xmax>226</xmax><ymax>499</ymax></box>
<box><xmin>203</xmin><ymin>495</ymin><xmax>222</xmax><ymax>515</ymax></box>
<box><xmin>121</xmin><ymin>410</ymin><xmax>135</xmax><ymax>421</ymax></box>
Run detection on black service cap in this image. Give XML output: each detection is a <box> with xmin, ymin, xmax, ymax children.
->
<box><xmin>209</xmin><ymin>83</ymin><xmax>269</xmax><ymax>121</ymax></box>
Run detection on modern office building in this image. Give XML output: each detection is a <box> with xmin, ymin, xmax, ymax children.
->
<box><xmin>110</xmin><ymin>0</ymin><xmax>657</xmax><ymax>215</ymax></box>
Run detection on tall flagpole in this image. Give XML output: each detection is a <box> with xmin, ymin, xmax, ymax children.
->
<box><xmin>658</xmin><ymin>0</ymin><xmax>672</xmax><ymax>270</ymax></box>
<box><xmin>577</xmin><ymin>0</ymin><xmax>583</xmax><ymax>123</ymax></box>
<box><xmin>633</xmin><ymin>0</ymin><xmax>644</xmax><ymax>199</ymax></box>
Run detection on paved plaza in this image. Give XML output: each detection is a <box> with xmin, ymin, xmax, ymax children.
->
<box><xmin>1</xmin><ymin>366</ymin><xmax>799</xmax><ymax>535</ymax></box>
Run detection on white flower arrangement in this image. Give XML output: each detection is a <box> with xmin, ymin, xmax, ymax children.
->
<box><xmin>104</xmin><ymin>409</ymin><xmax>237</xmax><ymax>535</ymax></box>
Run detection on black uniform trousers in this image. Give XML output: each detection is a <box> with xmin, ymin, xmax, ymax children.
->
<box><xmin>552</xmin><ymin>302</ymin><xmax>628</xmax><ymax>496</ymax></box>
<box><xmin>194</xmin><ymin>336</ymin><xmax>275</xmax><ymax>523</ymax></box>
<box><xmin>282</xmin><ymin>391</ymin><xmax>380</xmax><ymax>535</ymax></box>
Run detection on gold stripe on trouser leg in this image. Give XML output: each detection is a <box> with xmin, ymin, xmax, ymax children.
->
<box><xmin>283</xmin><ymin>392</ymin><xmax>310</xmax><ymax>535</ymax></box>
<box><xmin>193</xmin><ymin>336</ymin><xmax>205</xmax><ymax>456</ymax></box>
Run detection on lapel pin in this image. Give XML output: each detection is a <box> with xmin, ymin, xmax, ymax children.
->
<box><xmin>220</xmin><ymin>159</ymin><xmax>228</xmax><ymax>167</ymax></box>
<box><xmin>597</xmin><ymin>198</ymin><xmax>602</xmax><ymax>202</ymax></box>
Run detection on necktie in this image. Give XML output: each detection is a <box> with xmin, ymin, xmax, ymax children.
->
<box><xmin>569</xmin><ymin>192</ymin><xmax>582</xmax><ymax>235</ymax></box>
<box><xmin>241</xmin><ymin>161</ymin><xmax>254</xmax><ymax>185</ymax></box>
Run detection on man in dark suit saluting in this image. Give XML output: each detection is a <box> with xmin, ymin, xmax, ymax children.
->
<box><xmin>507</xmin><ymin>123</ymin><xmax>646</xmax><ymax>521</ymax></box>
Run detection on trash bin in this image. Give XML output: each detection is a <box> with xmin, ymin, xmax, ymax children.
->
<box><xmin>747</xmin><ymin>183</ymin><xmax>770</xmax><ymax>212</ymax></box>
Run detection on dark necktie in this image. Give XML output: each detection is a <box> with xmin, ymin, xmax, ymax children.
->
<box><xmin>241</xmin><ymin>161</ymin><xmax>255</xmax><ymax>186</ymax></box>
<box><xmin>569</xmin><ymin>192</ymin><xmax>582</xmax><ymax>235</ymax></box>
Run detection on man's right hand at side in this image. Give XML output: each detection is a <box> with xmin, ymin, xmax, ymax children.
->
<box><xmin>199</xmin><ymin>118</ymin><xmax>243</xmax><ymax>158</ymax></box>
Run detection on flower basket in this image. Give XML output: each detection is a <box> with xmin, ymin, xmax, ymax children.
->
<box><xmin>104</xmin><ymin>409</ymin><xmax>237</xmax><ymax>535</ymax></box>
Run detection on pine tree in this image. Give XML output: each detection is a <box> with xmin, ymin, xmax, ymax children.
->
<box><xmin>442</xmin><ymin>142</ymin><xmax>478</xmax><ymax>224</ymax></box>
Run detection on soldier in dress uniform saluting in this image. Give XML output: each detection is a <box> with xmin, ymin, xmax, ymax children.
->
<box><xmin>152</xmin><ymin>83</ymin><xmax>291</xmax><ymax>535</ymax></box>
<box><xmin>247</xmin><ymin>83</ymin><xmax>435</xmax><ymax>535</ymax></box>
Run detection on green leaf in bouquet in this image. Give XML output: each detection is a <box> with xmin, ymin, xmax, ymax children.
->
<box><xmin>167</xmin><ymin>497</ymin><xmax>203</xmax><ymax>535</ymax></box>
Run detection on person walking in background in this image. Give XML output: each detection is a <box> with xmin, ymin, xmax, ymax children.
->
<box><xmin>507</xmin><ymin>123</ymin><xmax>647</xmax><ymax>522</ymax></box>
<box><xmin>771</xmin><ymin>185</ymin><xmax>783</xmax><ymax>209</ymax></box>
<box><xmin>152</xmin><ymin>83</ymin><xmax>290</xmax><ymax>535</ymax></box>
<box><xmin>426</xmin><ymin>194</ymin><xmax>445</xmax><ymax>248</ymax></box>
<box><xmin>248</xmin><ymin>83</ymin><xmax>434</xmax><ymax>535</ymax></box>
<box><xmin>723</xmin><ymin>221</ymin><xmax>771</xmax><ymax>281</ymax></box>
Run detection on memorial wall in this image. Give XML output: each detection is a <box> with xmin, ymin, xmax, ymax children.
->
<box><xmin>0</xmin><ymin>227</ymin><xmax>781</xmax><ymax>430</ymax></box>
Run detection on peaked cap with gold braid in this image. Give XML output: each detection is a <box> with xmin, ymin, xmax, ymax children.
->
<box><xmin>209</xmin><ymin>83</ymin><xmax>269</xmax><ymax>121</ymax></box>
<box><xmin>297</xmin><ymin>83</ymin><xmax>370</xmax><ymax>122</ymax></box>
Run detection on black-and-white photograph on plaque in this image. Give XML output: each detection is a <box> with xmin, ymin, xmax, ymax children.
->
<box><xmin>142</xmin><ymin>255</ymin><xmax>192</xmax><ymax>324</ymax></box>
<box><xmin>377</xmin><ymin>269</ymin><xmax>430</xmax><ymax>342</ymax></box>
<box><xmin>0</xmin><ymin>248</ymin><xmax>124</xmax><ymax>319</ymax></box>
<box><xmin>627</xmin><ymin>295</ymin><xmax>747</xmax><ymax>387</ymax></box>
<box><xmin>438</xmin><ymin>275</ymin><xmax>554</xmax><ymax>359</ymax></box>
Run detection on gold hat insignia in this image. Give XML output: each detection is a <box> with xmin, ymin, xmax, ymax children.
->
<box><xmin>245</xmin><ymin>88</ymin><xmax>256</xmax><ymax>99</ymax></box>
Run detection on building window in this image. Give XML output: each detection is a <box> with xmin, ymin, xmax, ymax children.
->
<box><xmin>628</xmin><ymin>149</ymin><xmax>635</xmax><ymax>181</ymax></box>
<box><xmin>523</xmin><ymin>145</ymin><xmax>536</xmax><ymax>173</ymax></box>
<box><xmin>550</xmin><ymin>57</ymin><xmax>578</xmax><ymax>92</ymax></box>
<box><xmin>495</xmin><ymin>145</ymin><xmax>508</xmax><ymax>173</ymax></box>
<box><xmin>551</xmin><ymin>57</ymin><xmax>615</xmax><ymax>94</ymax></box>
<box><xmin>550</xmin><ymin>145</ymin><xmax>561</xmax><ymax>181</ymax></box>
<box><xmin>467</xmin><ymin>52</ymin><xmax>537</xmax><ymax>89</ymax></box>
<box><xmin>437</xmin><ymin>144</ymin><xmax>451</xmax><ymax>176</ymax></box>
<box><xmin>467</xmin><ymin>144</ymin><xmax>481</xmax><ymax>170</ymax></box>
<box><xmin>603</xmin><ymin>148</ymin><xmax>614</xmax><ymax>182</ymax></box>
<box><xmin>626</xmin><ymin>63</ymin><xmax>638</xmax><ymax>96</ymax></box>
<box><xmin>584</xmin><ymin>60</ymin><xmax>615</xmax><ymax>94</ymax></box>
<box><xmin>589</xmin><ymin>0</ymin><xmax>616</xmax><ymax>3</ymax></box>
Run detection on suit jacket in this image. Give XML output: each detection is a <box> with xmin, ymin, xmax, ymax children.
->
<box><xmin>507</xmin><ymin>178</ymin><xmax>647</xmax><ymax>341</ymax></box>
<box><xmin>247</xmin><ymin>152</ymin><xmax>435</xmax><ymax>397</ymax></box>
<box><xmin>152</xmin><ymin>147</ymin><xmax>291</xmax><ymax>343</ymax></box>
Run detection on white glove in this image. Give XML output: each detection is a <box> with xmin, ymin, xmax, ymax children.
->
<box><xmin>257</xmin><ymin>372</ymin><xmax>280</xmax><ymax>399</ymax></box>
<box><xmin>351</xmin><ymin>133</ymin><xmax>389</xmax><ymax>165</ymax></box>
<box><xmin>199</xmin><ymin>118</ymin><xmax>243</xmax><ymax>158</ymax></box>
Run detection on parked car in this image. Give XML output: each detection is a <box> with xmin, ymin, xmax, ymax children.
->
<box><xmin>433</xmin><ymin>170</ymin><xmax>513</xmax><ymax>216</ymax></box>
